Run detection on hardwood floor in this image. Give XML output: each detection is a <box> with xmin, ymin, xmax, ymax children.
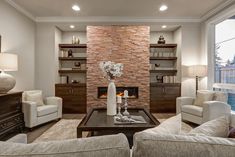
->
<box><xmin>26</xmin><ymin>113</ymin><xmax>173</xmax><ymax>143</ymax></box>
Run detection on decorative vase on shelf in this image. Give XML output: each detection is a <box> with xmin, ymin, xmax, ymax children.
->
<box><xmin>107</xmin><ymin>79</ymin><xmax>117</xmax><ymax>116</ymax></box>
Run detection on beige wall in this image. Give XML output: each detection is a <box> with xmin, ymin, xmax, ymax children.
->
<box><xmin>35</xmin><ymin>23</ymin><xmax>58</xmax><ymax>96</ymax></box>
<box><xmin>150</xmin><ymin>31</ymin><xmax>174</xmax><ymax>43</ymax></box>
<box><xmin>35</xmin><ymin>23</ymin><xmax>201</xmax><ymax>97</ymax></box>
<box><xmin>62</xmin><ymin>31</ymin><xmax>87</xmax><ymax>44</ymax></box>
<box><xmin>0</xmin><ymin>0</ymin><xmax>35</xmax><ymax>91</ymax></box>
<box><xmin>0</xmin><ymin>0</ymin><xmax>223</xmax><ymax>100</ymax></box>
<box><xmin>181</xmin><ymin>23</ymin><xmax>201</xmax><ymax>97</ymax></box>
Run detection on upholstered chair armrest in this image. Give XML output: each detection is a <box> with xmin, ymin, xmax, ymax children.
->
<box><xmin>202</xmin><ymin>101</ymin><xmax>231</xmax><ymax>123</ymax></box>
<box><xmin>22</xmin><ymin>101</ymin><xmax>38</xmax><ymax>128</ymax></box>
<box><xmin>7</xmin><ymin>134</ymin><xmax>27</xmax><ymax>144</ymax></box>
<box><xmin>45</xmin><ymin>97</ymin><xmax>62</xmax><ymax>105</ymax></box>
<box><xmin>176</xmin><ymin>97</ymin><xmax>195</xmax><ymax>114</ymax></box>
<box><xmin>45</xmin><ymin>97</ymin><xmax>62</xmax><ymax>118</ymax></box>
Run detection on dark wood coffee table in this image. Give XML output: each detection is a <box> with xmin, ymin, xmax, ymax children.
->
<box><xmin>77</xmin><ymin>107</ymin><xmax>159</xmax><ymax>146</ymax></box>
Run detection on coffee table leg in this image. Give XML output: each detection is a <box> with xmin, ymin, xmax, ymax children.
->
<box><xmin>77</xmin><ymin>128</ymin><xmax>82</xmax><ymax>138</ymax></box>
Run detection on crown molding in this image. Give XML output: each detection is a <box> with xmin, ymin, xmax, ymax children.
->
<box><xmin>35</xmin><ymin>16</ymin><xmax>201</xmax><ymax>23</ymax></box>
<box><xmin>5</xmin><ymin>0</ymin><xmax>35</xmax><ymax>21</ymax></box>
<box><xmin>200</xmin><ymin>0</ymin><xmax>235</xmax><ymax>22</ymax></box>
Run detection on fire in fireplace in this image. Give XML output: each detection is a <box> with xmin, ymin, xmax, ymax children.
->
<box><xmin>98</xmin><ymin>87</ymin><xmax>138</xmax><ymax>99</ymax></box>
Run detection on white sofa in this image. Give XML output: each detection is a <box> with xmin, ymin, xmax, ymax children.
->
<box><xmin>133</xmin><ymin>131</ymin><xmax>235</xmax><ymax>157</ymax></box>
<box><xmin>22</xmin><ymin>90</ymin><xmax>62</xmax><ymax>128</ymax></box>
<box><xmin>1</xmin><ymin>134</ymin><xmax>130</xmax><ymax>157</ymax></box>
<box><xmin>176</xmin><ymin>90</ymin><xmax>231</xmax><ymax>125</ymax></box>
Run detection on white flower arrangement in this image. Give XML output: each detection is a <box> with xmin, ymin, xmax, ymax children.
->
<box><xmin>100</xmin><ymin>61</ymin><xmax>123</xmax><ymax>80</ymax></box>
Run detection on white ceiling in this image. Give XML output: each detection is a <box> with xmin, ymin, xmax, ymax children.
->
<box><xmin>6</xmin><ymin>0</ymin><xmax>234</xmax><ymax>32</ymax></box>
<box><xmin>10</xmin><ymin>0</ymin><xmax>227</xmax><ymax>18</ymax></box>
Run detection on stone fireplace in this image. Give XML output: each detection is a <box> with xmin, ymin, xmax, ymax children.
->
<box><xmin>87</xmin><ymin>26</ymin><xmax>150</xmax><ymax>109</ymax></box>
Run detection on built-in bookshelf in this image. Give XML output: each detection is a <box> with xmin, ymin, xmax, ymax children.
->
<box><xmin>149</xmin><ymin>44</ymin><xmax>181</xmax><ymax>113</ymax></box>
<box><xmin>56</xmin><ymin>44</ymin><xmax>87</xmax><ymax>113</ymax></box>
<box><xmin>150</xmin><ymin>44</ymin><xmax>178</xmax><ymax>84</ymax></box>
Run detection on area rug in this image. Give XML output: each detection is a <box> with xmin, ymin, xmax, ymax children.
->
<box><xmin>33</xmin><ymin>119</ymin><xmax>81</xmax><ymax>143</ymax></box>
<box><xmin>33</xmin><ymin>118</ymin><xmax>193</xmax><ymax>143</ymax></box>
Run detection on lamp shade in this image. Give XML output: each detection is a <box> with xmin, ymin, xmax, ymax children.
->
<box><xmin>0</xmin><ymin>53</ymin><xmax>18</xmax><ymax>71</ymax></box>
<box><xmin>188</xmin><ymin>65</ymin><xmax>207</xmax><ymax>77</ymax></box>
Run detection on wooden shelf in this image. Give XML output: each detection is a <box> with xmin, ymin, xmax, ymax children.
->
<box><xmin>150</xmin><ymin>69</ymin><xmax>177</xmax><ymax>73</ymax></box>
<box><xmin>59</xmin><ymin>57</ymin><xmax>86</xmax><ymax>61</ymax></box>
<box><xmin>150</xmin><ymin>57</ymin><xmax>177</xmax><ymax>60</ymax></box>
<box><xmin>150</xmin><ymin>44</ymin><xmax>177</xmax><ymax>48</ymax></box>
<box><xmin>55</xmin><ymin>83</ymin><xmax>86</xmax><ymax>87</ymax></box>
<box><xmin>59</xmin><ymin>44</ymin><xmax>87</xmax><ymax>49</ymax></box>
<box><xmin>150</xmin><ymin>83</ymin><xmax>181</xmax><ymax>87</ymax></box>
<box><xmin>58</xmin><ymin>70</ymin><xmax>87</xmax><ymax>73</ymax></box>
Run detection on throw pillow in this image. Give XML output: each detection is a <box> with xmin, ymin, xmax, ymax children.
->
<box><xmin>194</xmin><ymin>90</ymin><xmax>214</xmax><ymax>106</ymax></box>
<box><xmin>228</xmin><ymin>127</ymin><xmax>235</xmax><ymax>138</ymax></box>
<box><xmin>214</xmin><ymin>92</ymin><xmax>228</xmax><ymax>103</ymax></box>
<box><xmin>26</xmin><ymin>92</ymin><xmax>44</xmax><ymax>106</ymax></box>
<box><xmin>189</xmin><ymin>116</ymin><xmax>229</xmax><ymax>138</ymax></box>
<box><xmin>143</xmin><ymin>114</ymin><xmax>181</xmax><ymax>134</ymax></box>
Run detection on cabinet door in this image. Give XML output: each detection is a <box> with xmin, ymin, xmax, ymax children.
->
<box><xmin>150</xmin><ymin>85</ymin><xmax>181</xmax><ymax>113</ymax></box>
<box><xmin>0</xmin><ymin>94</ymin><xmax>22</xmax><ymax>116</ymax></box>
<box><xmin>55</xmin><ymin>86</ymin><xmax>87</xmax><ymax>113</ymax></box>
<box><xmin>164</xmin><ymin>86</ymin><xmax>180</xmax><ymax>96</ymax></box>
<box><xmin>150</xmin><ymin>86</ymin><xmax>164</xmax><ymax>100</ymax></box>
<box><xmin>55</xmin><ymin>86</ymin><xmax>72</xmax><ymax>96</ymax></box>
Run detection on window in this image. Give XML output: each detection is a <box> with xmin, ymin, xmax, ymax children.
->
<box><xmin>215</xmin><ymin>16</ymin><xmax>235</xmax><ymax>111</ymax></box>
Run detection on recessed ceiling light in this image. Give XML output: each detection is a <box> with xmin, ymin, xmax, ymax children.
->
<box><xmin>162</xmin><ymin>25</ymin><xmax>167</xmax><ymax>29</ymax></box>
<box><xmin>72</xmin><ymin>5</ymin><xmax>80</xmax><ymax>11</ymax></box>
<box><xmin>159</xmin><ymin>5</ymin><xmax>168</xmax><ymax>11</ymax></box>
<box><xmin>70</xmin><ymin>25</ymin><xmax>75</xmax><ymax>29</ymax></box>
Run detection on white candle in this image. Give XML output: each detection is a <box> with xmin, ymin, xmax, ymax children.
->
<box><xmin>124</xmin><ymin>90</ymin><xmax>128</xmax><ymax>98</ymax></box>
<box><xmin>117</xmin><ymin>95</ymin><xmax>122</xmax><ymax>103</ymax></box>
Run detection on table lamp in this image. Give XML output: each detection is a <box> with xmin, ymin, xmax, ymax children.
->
<box><xmin>0</xmin><ymin>53</ymin><xmax>18</xmax><ymax>93</ymax></box>
<box><xmin>188</xmin><ymin>65</ymin><xmax>207</xmax><ymax>94</ymax></box>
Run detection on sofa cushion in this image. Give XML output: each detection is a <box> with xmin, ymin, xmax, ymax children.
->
<box><xmin>228</xmin><ymin>127</ymin><xmax>235</xmax><ymax>138</ymax></box>
<box><xmin>182</xmin><ymin>105</ymin><xmax>203</xmax><ymax>117</ymax></box>
<box><xmin>214</xmin><ymin>92</ymin><xmax>228</xmax><ymax>103</ymax></box>
<box><xmin>194</xmin><ymin>90</ymin><xmax>214</xmax><ymax>106</ymax></box>
<box><xmin>189</xmin><ymin>116</ymin><xmax>229</xmax><ymax>138</ymax></box>
<box><xmin>133</xmin><ymin>132</ymin><xmax>235</xmax><ymax>157</ymax></box>
<box><xmin>25</xmin><ymin>91</ymin><xmax>44</xmax><ymax>106</ymax></box>
<box><xmin>0</xmin><ymin>134</ymin><xmax>130</xmax><ymax>157</ymax></box>
<box><xmin>37</xmin><ymin>105</ymin><xmax>57</xmax><ymax>117</ymax></box>
<box><xmin>143</xmin><ymin>114</ymin><xmax>181</xmax><ymax>134</ymax></box>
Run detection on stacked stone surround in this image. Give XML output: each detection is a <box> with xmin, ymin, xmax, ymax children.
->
<box><xmin>87</xmin><ymin>26</ymin><xmax>150</xmax><ymax>109</ymax></box>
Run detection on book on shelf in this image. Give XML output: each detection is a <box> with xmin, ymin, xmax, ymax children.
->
<box><xmin>60</xmin><ymin>68</ymin><xmax>72</xmax><ymax>70</ymax></box>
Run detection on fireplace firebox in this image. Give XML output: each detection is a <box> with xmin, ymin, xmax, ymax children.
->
<box><xmin>98</xmin><ymin>87</ymin><xmax>138</xmax><ymax>99</ymax></box>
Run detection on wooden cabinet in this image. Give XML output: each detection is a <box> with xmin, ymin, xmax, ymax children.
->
<box><xmin>0</xmin><ymin>92</ymin><xmax>25</xmax><ymax>140</ymax></box>
<box><xmin>55</xmin><ymin>84</ymin><xmax>86</xmax><ymax>113</ymax></box>
<box><xmin>150</xmin><ymin>83</ymin><xmax>181</xmax><ymax>113</ymax></box>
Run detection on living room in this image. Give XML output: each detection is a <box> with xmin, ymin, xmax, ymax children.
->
<box><xmin>0</xmin><ymin>0</ymin><xmax>235</xmax><ymax>156</ymax></box>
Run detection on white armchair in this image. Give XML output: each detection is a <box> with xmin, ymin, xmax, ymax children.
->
<box><xmin>176</xmin><ymin>91</ymin><xmax>231</xmax><ymax>125</ymax></box>
<box><xmin>22</xmin><ymin>90</ymin><xmax>62</xmax><ymax>128</ymax></box>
